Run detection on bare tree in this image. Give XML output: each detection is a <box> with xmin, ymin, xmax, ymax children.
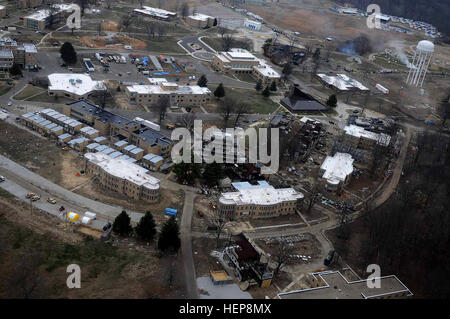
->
<box><xmin>217</xmin><ymin>26</ymin><xmax>228</xmax><ymax>38</ymax></box>
<box><xmin>233</xmin><ymin>101</ymin><xmax>247</xmax><ymax>126</ymax></box>
<box><xmin>182</xmin><ymin>112</ymin><xmax>196</xmax><ymax>131</ymax></box>
<box><xmin>180</xmin><ymin>2</ymin><xmax>189</xmax><ymax>18</ymax></box>
<box><xmin>146</xmin><ymin>21</ymin><xmax>156</xmax><ymax>38</ymax></box>
<box><xmin>306</xmin><ymin>181</ymin><xmax>321</xmax><ymax>214</ymax></box>
<box><xmin>206</xmin><ymin>207</ymin><xmax>229</xmax><ymax>248</ymax></box>
<box><xmin>156</xmin><ymin>95</ymin><xmax>170</xmax><ymax>124</ymax></box>
<box><xmin>120</xmin><ymin>14</ymin><xmax>132</xmax><ymax>31</ymax></box>
<box><xmin>157</xmin><ymin>23</ymin><xmax>167</xmax><ymax>38</ymax></box>
<box><xmin>221</xmin><ymin>35</ymin><xmax>234</xmax><ymax>51</ymax></box>
<box><xmin>271</xmin><ymin>240</ymin><xmax>295</xmax><ymax>278</ymax></box>
<box><xmin>218</xmin><ymin>96</ymin><xmax>236</xmax><ymax>128</ymax></box>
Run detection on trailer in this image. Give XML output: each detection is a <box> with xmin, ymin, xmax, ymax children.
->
<box><xmin>376</xmin><ymin>83</ymin><xmax>389</xmax><ymax>94</ymax></box>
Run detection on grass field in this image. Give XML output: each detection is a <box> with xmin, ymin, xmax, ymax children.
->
<box><xmin>208</xmin><ymin>85</ymin><xmax>279</xmax><ymax>114</ymax></box>
<box><xmin>12</xmin><ymin>85</ymin><xmax>45</xmax><ymax>100</ymax></box>
<box><xmin>0</xmin><ymin>82</ymin><xmax>13</xmax><ymax>96</ymax></box>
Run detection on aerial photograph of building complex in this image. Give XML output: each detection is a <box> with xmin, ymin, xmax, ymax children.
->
<box><xmin>0</xmin><ymin>0</ymin><xmax>448</xmax><ymax>308</ymax></box>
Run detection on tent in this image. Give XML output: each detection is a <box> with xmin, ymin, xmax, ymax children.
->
<box><xmin>67</xmin><ymin>212</ymin><xmax>80</xmax><ymax>223</ymax></box>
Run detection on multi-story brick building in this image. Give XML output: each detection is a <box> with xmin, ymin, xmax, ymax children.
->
<box><xmin>17</xmin><ymin>0</ymin><xmax>42</xmax><ymax>9</ymax></box>
<box><xmin>218</xmin><ymin>181</ymin><xmax>304</xmax><ymax>219</ymax></box>
<box><xmin>64</xmin><ymin>100</ymin><xmax>173</xmax><ymax>159</ymax></box>
<box><xmin>23</xmin><ymin>4</ymin><xmax>71</xmax><ymax>31</ymax></box>
<box><xmin>125</xmin><ymin>78</ymin><xmax>211</xmax><ymax>108</ymax></box>
<box><xmin>0</xmin><ymin>38</ymin><xmax>38</xmax><ymax>76</ymax></box>
<box><xmin>84</xmin><ymin>152</ymin><xmax>160</xmax><ymax>202</ymax></box>
<box><xmin>186</xmin><ymin>13</ymin><xmax>215</xmax><ymax>28</ymax></box>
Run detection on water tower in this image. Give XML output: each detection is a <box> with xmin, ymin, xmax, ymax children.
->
<box><xmin>406</xmin><ymin>40</ymin><xmax>434</xmax><ymax>87</ymax></box>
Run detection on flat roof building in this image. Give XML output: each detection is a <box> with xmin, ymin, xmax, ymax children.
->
<box><xmin>343</xmin><ymin>125</ymin><xmax>391</xmax><ymax>149</ymax></box>
<box><xmin>218</xmin><ymin>181</ymin><xmax>304</xmax><ymax>219</ymax></box>
<box><xmin>126</xmin><ymin>78</ymin><xmax>211</xmax><ymax>108</ymax></box>
<box><xmin>64</xmin><ymin>100</ymin><xmax>173</xmax><ymax>158</ymax></box>
<box><xmin>278</xmin><ymin>271</ymin><xmax>412</xmax><ymax>299</ymax></box>
<box><xmin>48</xmin><ymin>73</ymin><xmax>106</xmax><ymax>99</ymax></box>
<box><xmin>320</xmin><ymin>152</ymin><xmax>354</xmax><ymax>192</ymax></box>
<box><xmin>187</xmin><ymin>13</ymin><xmax>215</xmax><ymax>28</ymax></box>
<box><xmin>317</xmin><ymin>73</ymin><xmax>369</xmax><ymax>92</ymax></box>
<box><xmin>84</xmin><ymin>152</ymin><xmax>160</xmax><ymax>202</ymax></box>
<box><xmin>133</xmin><ymin>6</ymin><xmax>176</xmax><ymax>20</ymax></box>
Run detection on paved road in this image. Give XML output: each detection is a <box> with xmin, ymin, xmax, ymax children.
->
<box><xmin>180</xmin><ymin>191</ymin><xmax>199</xmax><ymax>299</ymax></box>
<box><xmin>0</xmin><ymin>154</ymin><xmax>143</xmax><ymax>223</ymax></box>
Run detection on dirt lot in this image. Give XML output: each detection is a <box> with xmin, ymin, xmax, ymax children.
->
<box><xmin>255</xmin><ymin>233</ymin><xmax>322</xmax><ymax>266</ymax></box>
<box><xmin>0</xmin><ymin>121</ymin><xmax>66</xmax><ymax>185</ymax></box>
<box><xmin>81</xmin><ymin>34</ymin><xmax>147</xmax><ymax>50</ymax></box>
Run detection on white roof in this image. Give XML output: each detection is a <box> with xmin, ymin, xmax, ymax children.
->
<box><xmin>253</xmin><ymin>59</ymin><xmax>280</xmax><ymax>78</ymax></box>
<box><xmin>134</xmin><ymin>6</ymin><xmax>176</xmax><ymax>19</ymax></box>
<box><xmin>344</xmin><ymin>125</ymin><xmax>391</xmax><ymax>146</ymax></box>
<box><xmin>24</xmin><ymin>4</ymin><xmax>72</xmax><ymax>21</ymax></box>
<box><xmin>127</xmin><ymin>82</ymin><xmax>210</xmax><ymax>95</ymax></box>
<box><xmin>219</xmin><ymin>181</ymin><xmax>303</xmax><ymax>206</ymax></box>
<box><xmin>188</xmin><ymin>13</ymin><xmax>214</xmax><ymax>21</ymax></box>
<box><xmin>317</xmin><ymin>73</ymin><xmax>369</xmax><ymax>91</ymax></box>
<box><xmin>84</xmin><ymin>152</ymin><xmax>160</xmax><ymax>190</ymax></box>
<box><xmin>48</xmin><ymin>73</ymin><xmax>106</xmax><ymax>97</ymax></box>
<box><xmin>321</xmin><ymin>153</ymin><xmax>354</xmax><ymax>185</ymax></box>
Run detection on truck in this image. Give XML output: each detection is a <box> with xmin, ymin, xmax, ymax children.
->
<box><xmin>83</xmin><ymin>58</ymin><xmax>95</xmax><ymax>72</ymax></box>
<box><xmin>120</xmin><ymin>56</ymin><xmax>127</xmax><ymax>64</ymax></box>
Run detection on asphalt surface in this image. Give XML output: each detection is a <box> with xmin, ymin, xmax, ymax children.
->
<box><xmin>0</xmin><ymin>154</ymin><xmax>143</xmax><ymax>223</ymax></box>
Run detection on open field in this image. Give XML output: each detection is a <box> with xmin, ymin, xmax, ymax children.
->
<box><xmin>206</xmin><ymin>85</ymin><xmax>279</xmax><ymax>114</ymax></box>
<box><xmin>12</xmin><ymin>85</ymin><xmax>45</xmax><ymax>100</ymax></box>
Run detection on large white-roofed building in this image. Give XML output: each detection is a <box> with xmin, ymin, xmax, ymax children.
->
<box><xmin>187</xmin><ymin>13</ymin><xmax>215</xmax><ymax>28</ymax></box>
<box><xmin>218</xmin><ymin>181</ymin><xmax>304</xmax><ymax>219</ymax></box>
<box><xmin>84</xmin><ymin>152</ymin><xmax>160</xmax><ymax>202</ymax></box>
<box><xmin>23</xmin><ymin>4</ymin><xmax>72</xmax><ymax>30</ymax></box>
<box><xmin>125</xmin><ymin>78</ymin><xmax>211</xmax><ymax>107</ymax></box>
<box><xmin>342</xmin><ymin>125</ymin><xmax>391</xmax><ymax>149</ymax></box>
<box><xmin>212</xmin><ymin>48</ymin><xmax>281</xmax><ymax>85</ymax></box>
<box><xmin>48</xmin><ymin>73</ymin><xmax>106</xmax><ymax>99</ymax></box>
<box><xmin>320</xmin><ymin>152</ymin><xmax>354</xmax><ymax>192</ymax></box>
<box><xmin>133</xmin><ymin>6</ymin><xmax>176</xmax><ymax>20</ymax></box>
<box><xmin>316</xmin><ymin>73</ymin><xmax>369</xmax><ymax>92</ymax></box>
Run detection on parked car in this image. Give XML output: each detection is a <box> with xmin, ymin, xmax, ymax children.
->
<box><xmin>0</xmin><ymin>175</ymin><xmax>5</xmax><ymax>182</ymax></box>
<box><xmin>26</xmin><ymin>192</ymin><xmax>36</xmax><ymax>198</ymax></box>
<box><xmin>47</xmin><ymin>197</ymin><xmax>57</xmax><ymax>204</ymax></box>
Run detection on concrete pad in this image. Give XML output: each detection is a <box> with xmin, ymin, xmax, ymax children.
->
<box><xmin>196</xmin><ymin>276</ymin><xmax>253</xmax><ymax>299</ymax></box>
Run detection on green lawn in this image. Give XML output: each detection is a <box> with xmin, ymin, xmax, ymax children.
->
<box><xmin>27</xmin><ymin>92</ymin><xmax>75</xmax><ymax>104</ymax></box>
<box><xmin>12</xmin><ymin>85</ymin><xmax>44</xmax><ymax>100</ymax></box>
<box><xmin>209</xmin><ymin>85</ymin><xmax>279</xmax><ymax>114</ymax></box>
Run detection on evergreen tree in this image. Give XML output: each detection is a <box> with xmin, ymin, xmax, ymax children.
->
<box><xmin>214</xmin><ymin>83</ymin><xmax>225</xmax><ymax>99</ymax></box>
<box><xmin>262</xmin><ymin>85</ymin><xmax>271</xmax><ymax>98</ymax></box>
<box><xmin>326</xmin><ymin>94</ymin><xmax>338</xmax><ymax>108</ymax></box>
<box><xmin>197</xmin><ymin>74</ymin><xmax>208</xmax><ymax>87</ymax></box>
<box><xmin>255</xmin><ymin>79</ymin><xmax>263</xmax><ymax>91</ymax></box>
<box><xmin>112</xmin><ymin>210</ymin><xmax>132</xmax><ymax>236</ymax></box>
<box><xmin>270</xmin><ymin>81</ymin><xmax>277</xmax><ymax>92</ymax></box>
<box><xmin>202</xmin><ymin>163</ymin><xmax>224</xmax><ymax>186</ymax></box>
<box><xmin>135</xmin><ymin>211</ymin><xmax>157</xmax><ymax>242</ymax></box>
<box><xmin>173</xmin><ymin>161</ymin><xmax>201</xmax><ymax>185</ymax></box>
<box><xmin>59</xmin><ymin>42</ymin><xmax>77</xmax><ymax>65</ymax></box>
<box><xmin>10</xmin><ymin>63</ymin><xmax>22</xmax><ymax>76</ymax></box>
<box><xmin>158</xmin><ymin>217</ymin><xmax>181</xmax><ymax>253</ymax></box>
